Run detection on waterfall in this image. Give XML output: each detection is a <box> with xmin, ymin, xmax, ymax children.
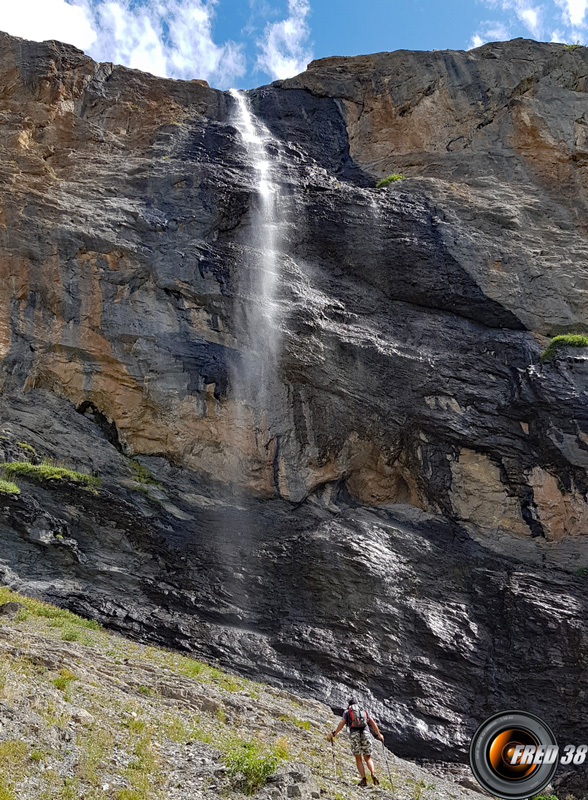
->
<box><xmin>228</xmin><ymin>89</ymin><xmax>286</xmax><ymax>489</ymax></box>
<box><xmin>229</xmin><ymin>90</ymin><xmax>282</xmax><ymax>363</ymax></box>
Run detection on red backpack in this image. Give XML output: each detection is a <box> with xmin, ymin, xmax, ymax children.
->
<box><xmin>348</xmin><ymin>704</ymin><xmax>368</xmax><ymax>730</ymax></box>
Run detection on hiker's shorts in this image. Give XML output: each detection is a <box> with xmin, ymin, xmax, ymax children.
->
<box><xmin>349</xmin><ymin>729</ymin><xmax>372</xmax><ymax>756</ymax></box>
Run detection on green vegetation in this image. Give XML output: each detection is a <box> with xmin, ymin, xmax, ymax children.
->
<box><xmin>376</xmin><ymin>174</ymin><xmax>406</xmax><ymax>188</ymax></box>
<box><xmin>532</xmin><ymin>795</ymin><xmax>559</xmax><ymax>800</ymax></box>
<box><xmin>130</xmin><ymin>460</ymin><xmax>160</xmax><ymax>486</ymax></box>
<box><xmin>124</xmin><ymin>717</ymin><xmax>147</xmax><ymax>734</ymax></box>
<box><xmin>144</xmin><ymin>651</ymin><xmax>245</xmax><ymax>693</ymax></box>
<box><xmin>174</xmin><ymin>656</ymin><xmax>205</xmax><ymax>678</ymax></box>
<box><xmin>75</xmin><ymin>726</ymin><xmax>112</xmax><ymax>786</ymax></box>
<box><xmin>16</xmin><ymin>441</ymin><xmax>36</xmax><ymax>454</ymax></box>
<box><xmin>0</xmin><ymin>741</ymin><xmax>27</xmax><ymax>800</ymax></box>
<box><xmin>52</xmin><ymin>668</ymin><xmax>78</xmax><ymax>692</ymax></box>
<box><xmin>61</xmin><ymin>627</ymin><xmax>82</xmax><ymax>642</ymax></box>
<box><xmin>149</xmin><ymin>651</ymin><xmax>246</xmax><ymax>691</ymax></box>
<box><xmin>223</xmin><ymin>737</ymin><xmax>289</xmax><ymax>795</ymax></box>
<box><xmin>0</xmin><ymin>479</ymin><xmax>19</xmax><ymax>495</ymax></box>
<box><xmin>14</xmin><ymin>607</ymin><xmax>29</xmax><ymax>623</ymax></box>
<box><xmin>0</xmin><ymin>586</ymin><xmax>102</xmax><ymax>631</ymax></box>
<box><xmin>564</xmin><ymin>41</ymin><xmax>582</xmax><ymax>50</ymax></box>
<box><xmin>1</xmin><ymin>461</ymin><xmax>100</xmax><ymax>488</ymax></box>
<box><xmin>122</xmin><ymin>730</ymin><xmax>159</xmax><ymax>799</ymax></box>
<box><xmin>159</xmin><ymin>716</ymin><xmax>187</xmax><ymax>742</ymax></box>
<box><xmin>541</xmin><ymin>334</ymin><xmax>588</xmax><ymax>362</ymax></box>
<box><xmin>214</xmin><ymin>672</ymin><xmax>246</xmax><ymax>692</ymax></box>
<box><xmin>0</xmin><ymin>739</ymin><xmax>28</xmax><ymax>770</ymax></box>
<box><xmin>132</xmin><ymin>484</ymin><xmax>153</xmax><ymax>500</ymax></box>
<box><xmin>405</xmin><ymin>778</ymin><xmax>435</xmax><ymax>800</ymax></box>
<box><xmin>0</xmin><ymin>780</ymin><xmax>16</xmax><ymax>800</ymax></box>
<box><xmin>279</xmin><ymin>713</ymin><xmax>311</xmax><ymax>731</ymax></box>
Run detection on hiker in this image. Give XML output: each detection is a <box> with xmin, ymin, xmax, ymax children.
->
<box><xmin>328</xmin><ymin>697</ymin><xmax>385</xmax><ymax>787</ymax></box>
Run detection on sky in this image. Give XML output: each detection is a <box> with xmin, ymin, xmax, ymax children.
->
<box><xmin>0</xmin><ymin>0</ymin><xmax>587</xmax><ymax>90</ymax></box>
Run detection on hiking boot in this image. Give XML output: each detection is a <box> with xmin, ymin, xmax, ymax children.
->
<box><xmin>358</xmin><ymin>777</ymin><xmax>368</xmax><ymax>787</ymax></box>
<box><xmin>372</xmin><ymin>775</ymin><xmax>380</xmax><ymax>786</ymax></box>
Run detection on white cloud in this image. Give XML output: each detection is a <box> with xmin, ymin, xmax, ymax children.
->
<box><xmin>550</xmin><ymin>24</ymin><xmax>584</xmax><ymax>40</ymax></box>
<box><xmin>555</xmin><ymin>0</ymin><xmax>588</xmax><ymax>25</ymax></box>
<box><xmin>472</xmin><ymin>0</ymin><xmax>542</xmax><ymax>41</ymax></box>
<box><xmin>468</xmin><ymin>20</ymin><xmax>511</xmax><ymax>48</ymax></box>
<box><xmin>0</xmin><ymin>0</ymin><xmax>97</xmax><ymax>49</ymax></box>
<box><xmin>501</xmin><ymin>0</ymin><xmax>543</xmax><ymax>36</ymax></box>
<box><xmin>256</xmin><ymin>0</ymin><xmax>313</xmax><ymax>80</ymax></box>
<box><xmin>0</xmin><ymin>0</ymin><xmax>246</xmax><ymax>88</ymax></box>
<box><xmin>474</xmin><ymin>0</ymin><xmax>588</xmax><ymax>47</ymax></box>
<box><xmin>90</xmin><ymin>0</ymin><xmax>245</xmax><ymax>86</ymax></box>
<box><xmin>520</xmin><ymin>6</ymin><xmax>540</xmax><ymax>33</ymax></box>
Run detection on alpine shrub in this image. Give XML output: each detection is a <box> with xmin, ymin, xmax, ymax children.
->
<box><xmin>541</xmin><ymin>334</ymin><xmax>588</xmax><ymax>362</ymax></box>
<box><xmin>376</xmin><ymin>174</ymin><xmax>406</xmax><ymax>187</ymax></box>
<box><xmin>223</xmin><ymin>739</ymin><xmax>287</xmax><ymax>795</ymax></box>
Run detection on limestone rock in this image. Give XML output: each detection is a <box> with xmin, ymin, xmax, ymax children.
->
<box><xmin>0</xmin><ymin>602</ymin><xmax>25</xmax><ymax>618</ymax></box>
<box><xmin>71</xmin><ymin>708</ymin><xmax>94</xmax><ymax>725</ymax></box>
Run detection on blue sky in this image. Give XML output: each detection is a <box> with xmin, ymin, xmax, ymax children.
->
<box><xmin>0</xmin><ymin>0</ymin><xmax>587</xmax><ymax>89</ymax></box>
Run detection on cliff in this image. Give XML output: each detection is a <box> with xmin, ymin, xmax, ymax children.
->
<box><xmin>0</xmin><ymin>30</ymin><xmax>588</xmax><ymax>773</ymax></box>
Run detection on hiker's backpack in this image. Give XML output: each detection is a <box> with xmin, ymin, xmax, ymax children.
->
<box><xmin>348</xmin><ymin>704</ymin><xmax>368</xmax><ymax>730</ymax></box>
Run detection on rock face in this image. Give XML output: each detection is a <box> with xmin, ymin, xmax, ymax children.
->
<box><xmin>2</xmin><ymin>31</ymin><xmax>588</xmax><ymax>766</ymax></box>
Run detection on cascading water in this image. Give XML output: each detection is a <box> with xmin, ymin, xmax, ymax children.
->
<box><xmin>228</xmin><ymin>89</ymin><xmax>286</xmax><ymax>490</ymax></box>
<box><xmin>229</xmin><ymin>90</ymin><xmax>282</xmax><ymax>363</ymax></box>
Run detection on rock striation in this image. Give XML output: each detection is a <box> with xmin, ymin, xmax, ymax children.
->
<box><xmin>1</xmin><ymin>31</ymin><xmax>588</xmax><ymax>774</ymax></box>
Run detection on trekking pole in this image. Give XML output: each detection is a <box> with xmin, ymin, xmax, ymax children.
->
<box><xmin>330</xmin><ymin>737</ymin><xmax>337</xmax><ymax>780</ymax></box>
<box><xmin>381</xmin><ymin>739</ymin><xmax>393</xmax><ymax>787</ymax></box>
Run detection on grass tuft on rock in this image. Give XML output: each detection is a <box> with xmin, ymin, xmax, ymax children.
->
<box><xmin>16</xmin><ymin>442</ymin><xmax>36</xmax><ymax>454</ymax></box>
<box><xmin>130</xmin><ymin>460</ymin><xmax>159</xmax><ymax>486</ymax></box>
<box><xmin>52</xmin><ymin>668</ymin><xmax>78</xmax><ymax>692</ymax></box>
<box><xmin>541</xmin><ymin>334</ymin><xmax>588</xmax><ymax>362</ymax></box>
<box><xmin>279</xmin><ymin>713</ymin><xmax>311</xmax><ymax>731</ymax></box>
<box><xmin>0</xmin><ymin>479</ymin><xmax>20</xmax><ymax>495</ymax></box>
<box><xmin>0</xmin><ymin>586</ymin><xmax>102</xmax><ymax>630</ymax></box>
<box><xmin>1</xmin><ymin>461</ymin><xmax>100</xmax><ymax>488</ymax></box>
<box><xmin>376</xmin><ymin>174</ymin><xmax>406</xmax><ymax>188</ymax></box>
